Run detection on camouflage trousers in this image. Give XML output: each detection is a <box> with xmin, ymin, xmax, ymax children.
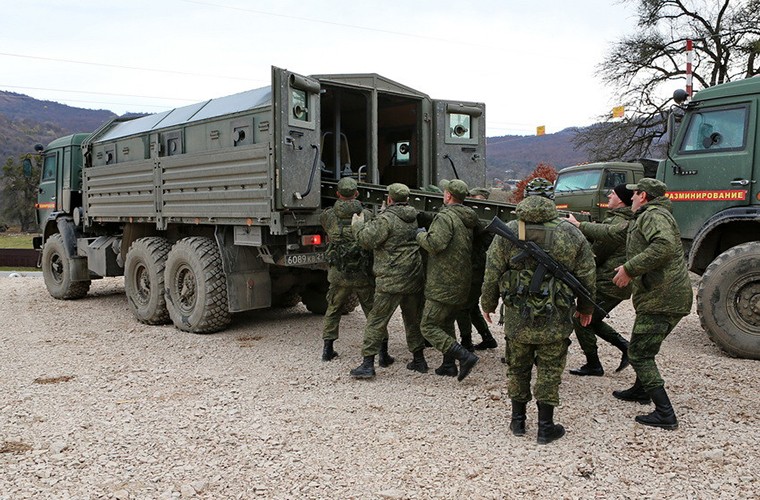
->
<box><xmin>322</xmin><ymin>283</ymin><xmax>375</xmax><ymax>341</ymax></box>
<box><xmin>507</xmin><ymin>338</ymin><xmax>570</xmax><ymax>407</ymax></box>
<box><xmin>572</xmin><ymin>292</ymin><xmax>624</xmax><ymax>356</ymax></box>
<box><xmin>420</xmin><ymin>298</ymin><xmax>462</xmax><ymax>353</ymax></box>
<box><xmin>455</xmin><ymin>283</ymin><xmax>491</xmax><ymax>344</ymax></box>
<box><xmin>362</xmin><ymin>292</ymin><xmax>425</xmax><ymax>356</ymax></box>
<box><xmin>629</xmin><ymin>313</ymin><xmax>685</xmax><ymax>391</ymax></box>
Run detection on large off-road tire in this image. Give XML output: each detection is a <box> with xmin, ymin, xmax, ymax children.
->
<box><xmin>41</xmin><ymin>233</ymin><xmax>90</xmax><ymax>300</ymax></box>
<box><xmin>697</xmin><ymin>242</ymin><xmax>760</xmax><ymax>359</ymax></box>
<box><xmin>164</xmin><ymin>237</ymin><xmax>231</xmax><ymax>334</ymax></box>
<box><xmin>124</xmin><ymin>237</ymin><xmax>171</xmax><ymax>325</ymax></box>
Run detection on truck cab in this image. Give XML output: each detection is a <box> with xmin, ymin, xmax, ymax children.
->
<box><xmin>553</xmin><ymin>161</ymin><xmax>647</xmax><ymax>221</ymax></box>
<box><xmin>661</xmin><ymin>77</ymin><xmax>760</xmax><ymax>359</ymax></box>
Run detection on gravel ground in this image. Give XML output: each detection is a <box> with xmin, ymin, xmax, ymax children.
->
<box><xmin>1</xmin><ymin>276</ymin><xmax>758</xmax><ymax>499</ymax></box>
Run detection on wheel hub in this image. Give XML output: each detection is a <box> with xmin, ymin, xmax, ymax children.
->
<box><xmin>730</xmin><ymin>279</ymin><xmax>760</xmax><ymax>330</ymax></box>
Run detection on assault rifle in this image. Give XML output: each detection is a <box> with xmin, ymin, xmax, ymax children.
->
<box><xmin>484</xmin><ymin>216</ymin><xmax>608</xmax><ymax>318</ymax></box>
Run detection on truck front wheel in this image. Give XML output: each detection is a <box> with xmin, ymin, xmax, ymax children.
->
<box><xmin>697</xmin><ymin>242</ymin><xmax>760</xmax><ymax>359</ymax></box>
<box><xmin>125</xmin><ymin>237</ymin><xmax>171</xmax><ymax>325</ymax></box>
<box><xmin>164</xmin><ymin>237</ymin><xmax>231</xmax><ymax>333</ymax></box>
<box><xmin>41</xmin><ymin>233</ymin><xmax>90</xmax><ymax>300</ymax></box>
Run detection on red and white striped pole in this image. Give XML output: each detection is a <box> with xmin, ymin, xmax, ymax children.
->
<box><xmin>686</xmin><ymin>39</ymin><xmax>693</xmax><ymax>97</ymax></box>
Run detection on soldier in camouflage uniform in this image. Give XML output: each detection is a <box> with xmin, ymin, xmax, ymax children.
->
<box><xmin>453</xmin><ymin>187</ymin><xmax>498</xmax><ymax>352</ymax></box>
<box><xmin>417</xmin><ymin>179</ymin><xmax>480</xmax><ymax>382</ymax></box>
<box><xmin>348</xmin><ymin>183</ymin><xmax>427</xmax><ymax>379</ymax></box>
<box><xmin>481</xmin><ymin>178</ymin><xmax>596</xmax><ymax>444</ymax></box>
<box><xmin>565</xmin><ymin>184</ymin><xmax>634</xmax><ymax>376</ymax></box>
<box><xmin>320</xmin><ymin>177</ymin><xmax>388</xmax><ymax>364</ymax></box>
<box><xmin>611</xmin><ymin>178</ymin><xmax>692</xmax><ymax>430</ymax></box>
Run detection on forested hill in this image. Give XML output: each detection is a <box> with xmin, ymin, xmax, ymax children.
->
<box><xmin>0</xmin><ymin>91</ymin><xmax>115</xmax><ymax>162</ymax></box>
<box><xmin>0</xmin><ymin>91</ymin><xmax>590</xmax><ymax>179</ymax></box>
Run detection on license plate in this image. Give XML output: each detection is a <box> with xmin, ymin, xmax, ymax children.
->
<box><xmin>285</xmin><ymin>252</ymin><xmax>325</xmax><ymax>266</ymax></box>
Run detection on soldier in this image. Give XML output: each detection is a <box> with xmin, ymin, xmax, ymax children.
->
<box><xmin>348</xmin><ymin>183</ymin><xmax>427</xmax><ymax>379</ymax></box>
<box><xmin>319</xmin><ymin>177</ymin><xmax>387</xmax><ymax>364</ymax></box>
<box><xmin>453</xmin><ymin>187</ymin><xmax>498</xmax><ymax>352</ymax></box>
<box><xmin>565</xmin><ymin>184</ymin><xmax>634</xmax><ymax>376</ymax></box>
<box><xmin>481</xmin><ymin>178</ymin><xmax>596</xmax><ymax>444</ymax></box>
<box><xmin>417</xmin><ymin>179</ymin><xmax>480</xmax><ymax>382</ymax></box>
<box><xmin>611</xmin><ymin>178</ymin><xmax>692</xmax><ymax>430</ymax></box>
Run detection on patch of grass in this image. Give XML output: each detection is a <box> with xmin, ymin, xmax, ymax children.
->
<box><xmin>34</xmin><ymin>375</ymin><xmax>76</xmax><ymax>385</ymax></box>
<box><xmin>0</xmin><ymin>267</ymin><xmax>39</xmax><ymax>272</ymax></box>
<box><xmin>0</xmin><ymin>232</ymin><xmax>36</xmax><ymax>249</ymax></box>
<box><xmin>0</xmin><ymin>441</ymin><xmax>32</xmax><ymax>454</ymax></box>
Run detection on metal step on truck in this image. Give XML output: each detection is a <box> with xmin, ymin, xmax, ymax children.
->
<box><xmin>29</xmin><ymin>66</ymin><xmax>520</xmax><ymax>333</ymax></box>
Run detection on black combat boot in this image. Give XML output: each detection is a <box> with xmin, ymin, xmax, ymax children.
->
<box><xmin>611</xmin><ymin>335</ymin><xmax>630</xmax><ymax>372</ymax></box>
<box><xmin>448</xmin><ymin>343</ymin><xmax>479</xmax><ymax>382</ymax></box>
<box><xmin>635</xmin><ymin>386</ymin><xmax>678</xmax><ymax>430</ymax></box>
<box><xmin>536</xmin><ymin>402</ymin><xmax>565</xmax><ymax>445</ymax></box>
<box><xmin>378</xmin><ymin>340</ymin><xmax>395</xmax><ymax>367</ymax></box>
<box><xmin>613</xmin><ymin>377</ymin><xmax>651</xmax><ymax>404</ymax></box>
<box><xmin>474</xmin><ymin>331</ymin><xmax>498</xmax><ymax>350</ymax></box>
<box><xmin>406</xmin><ymin>349</ymin><xmax>428</xmax><ymax>373</ymax></box>
<box><xmin>434</xmin><ymin>352</ymin><xmax>458</xmax><ymax>377</ymax></box>
<box><xmin>321</xmin><ymin>339</ymin><xmax>338</xmax><ymax>362</ymax></box>
<box><xmin>569</xmin><ymin>353</ymin><xmax>604</xmax><ymax>376</ymax></box>
<box><xmin>350</xmin><ymin>355</ymin><xmax>376</xmax><ymax>379</ymax></box>
<box><xmin>510</xmin><ymin>400</ymin><xmax>527</xmax><ymax>436</ymax></box>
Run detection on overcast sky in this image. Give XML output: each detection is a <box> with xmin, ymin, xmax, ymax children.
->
<box><xmin>1</xmin><ymin>0</ymin><xmax>638</xmax><ymax>136</ymax></box>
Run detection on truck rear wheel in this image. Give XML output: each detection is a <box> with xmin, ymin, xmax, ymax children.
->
<box><xmin>165</xmin><ymin>237</ymin><xmax>231</xmax><ymax>333</ymax></box>
<box><xmin>41</xmin><ymin>233</ymin><xmax>90</xmax><ymax>300</ymax></box>
<box><xmin>125</xmin><ymin>237</ymin><xmax>171</xmax><ymax>325</ymax></box>
<box><xmin>301</xmin><ymin>286</ymin><xmax>359</xmax><ymax>315</ymax></box>
<box><xmin>697</xmin><ymin>242</ymin><xmax>760</xmax><ymax>359</ymax></box>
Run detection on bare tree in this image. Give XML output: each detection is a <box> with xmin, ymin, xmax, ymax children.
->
<box><xmin>574</xmin><ymin>0</ymin><xmax>760</xmax><ymax>162</ymax></box>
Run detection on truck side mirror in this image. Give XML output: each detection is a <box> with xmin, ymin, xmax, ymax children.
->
<box><xmin>22</xmin><ymin>158</ymin><xmax>33</xmax><ymax>177</ymax></box>
<box><xmin>667</xmin><ymin>108</ymin><xmax>684</xmax><ymax>147</ymax></box>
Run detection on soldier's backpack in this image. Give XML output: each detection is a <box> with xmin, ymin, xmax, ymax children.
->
<box><xmin>499</xmin><ymin>220</ymin><xmax>574</xmax><ymax>323</ymax></box>
<box><xmin>325</xmin><ymin>215</ymin><xmax>373</xmax><ymax>275</ymax></box>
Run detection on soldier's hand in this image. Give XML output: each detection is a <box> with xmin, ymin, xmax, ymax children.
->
<box><xmin>416</xmin><ymin>227</ymin><xmax>426</xmax><ymax>235</ymax></box>
<box><xmin>482</xmin><ymin>308</ymin><xmax>494</xmax><ymax>324</ymax></box>
<box><xmin>612</xmin><ymin>265</ymin><xmax>632</xmax><ymax>288</ymax></box>
<box><xmin>575</xmin><ymin>311</ymin><xmax>593</xmax><ymax>327</ymax></box>
<box><xmin>566</xmin><ymin>213</ymin><xmax>580</xmax><ymax>227</ymax></box>
<box><xmin>351</xmin><ymin>212</ymin><xmax>365</xmax><ymax>226</ymax></box>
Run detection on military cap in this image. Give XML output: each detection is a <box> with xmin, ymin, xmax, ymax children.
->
<box><xmin>337</xmin><ymin>177</ymin><xmax>358</xmax><ymax>197</ymax></box>
<box><xmin>445</xmin><ymin>179</ymin><xmax>470</xmax><ymax>201</ymax></box>
<box><xmin>626</xmin><ymin>178</ymin><xmax>667</xmax><ymax>198</ymax></box>
<box><xmin>469</xmin><ymin>187</ymin><xmax>491</xmax><ymax>199</ymax></box>
<box><xmin>388</xmin><ymin>182</ymin><xmax>410</xmax><ymax>202</ymax></box>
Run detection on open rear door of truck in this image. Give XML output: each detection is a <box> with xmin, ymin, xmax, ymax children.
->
<box><xmin>432</xmin><ymin>100</ymin><xmax>486</xmax><ymax>189</ymax></box>
<box><xmin>273</xmin><ymin>67</ymin><xmax>322</xmax><ymax>210</ymax></box>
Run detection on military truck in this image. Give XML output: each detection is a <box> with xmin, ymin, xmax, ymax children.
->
<box><xmin>663</xmin><ymin>79</ymin><xmax>760</xmax><ymax>360</ymax></box>
<box><xmin>30</xmin><ymin>66</ymin><xmax>515</xmax><ymax>334</ymax></box>
<box><xmin>553</xmin><ymin>161</ymin><xmax>650</xmax><ymax>221</ymax></box>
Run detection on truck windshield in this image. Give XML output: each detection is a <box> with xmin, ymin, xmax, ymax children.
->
<box><xmin>555</xmin><ymin>170</ymin><xmax>602</xmax><ymax>192</ymax></box>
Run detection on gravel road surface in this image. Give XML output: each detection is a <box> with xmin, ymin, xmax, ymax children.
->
<box><xmin>1</xmin><ymin>276</ymin><xmax>758</xmax><ymax>499</ymax></box>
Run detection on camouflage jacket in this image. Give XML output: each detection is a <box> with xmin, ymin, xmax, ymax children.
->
<box><xmin>481</xmin><ymin>196</ymin><xmax>596</xmax><ymax>344</ymax></box>
<box><xmin>623</xmin><ymin>197</ymin><xmax>693</xmax><ymax>315</ymax></box>
<box><xmin>578</xmin><ymin>206</ymin><xmax>633</xmax><ymax>300</ymax></box>
<box><xmin>320</xmin><ymin>199</ymin><xmax>373</xmax><ymax>286</ymax></box>
<box><xmin>417</xmin><ymin>204</ymin><xmax>479</xmax><ymax>305</ymax></box>
<box><xmin>353</xmin><ymin>203</ymin><xmax>423</xmax><ymax>294</ymax></box>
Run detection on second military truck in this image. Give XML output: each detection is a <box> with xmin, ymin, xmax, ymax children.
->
<box><xmin>32</xmin><ymin>67</ymin><xmax>499</xmax><ymax>333</ymax></box>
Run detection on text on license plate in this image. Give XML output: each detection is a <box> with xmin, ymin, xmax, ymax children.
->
<box><xmin>285</xmin><ymin>253</ymin><xmax>325</xmax><ymax>266</ymax></box>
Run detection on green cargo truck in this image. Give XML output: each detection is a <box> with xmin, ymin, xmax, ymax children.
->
<box><xmin>29</xmin><ymin>66</ymin><xmax>514</xmax><ymax>333</ymax></box>
<box><xmin>554</xmin><ymin>161</ymin><xmax>649</xmax><ymax>221</ymax></box>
